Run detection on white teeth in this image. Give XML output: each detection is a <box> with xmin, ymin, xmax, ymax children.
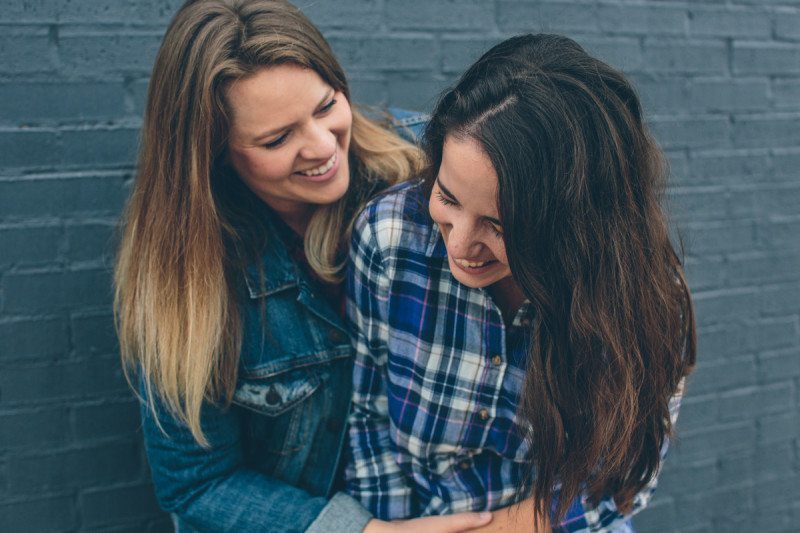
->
<box><xmin>299</xmin><ymin>153</ymin><xmax>336</xmax><ymax>176</ymax></box>
<box><xmin>455</xmin><ymin>258</ymin><xmax>488</xmax><ymax>268</ymax></box>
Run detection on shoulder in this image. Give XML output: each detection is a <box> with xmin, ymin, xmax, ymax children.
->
<box><xmin>387</xmin><ymin>107</ymin><xmax>429</xmax><ymax>143</ymax></box>
<box><xmin>353</xmin><ymin>181</ymin><xmax>436</xmax><ymax>264</ymax></box>
<box><xmin>387</xmin><ymin>108</ymin><xmax>429</xmax><ymax>129</ymax></box>
<box><xmin>358</xmin><ymin>106</ymin><xmax>429</xmax><ymax>144</ymax></box>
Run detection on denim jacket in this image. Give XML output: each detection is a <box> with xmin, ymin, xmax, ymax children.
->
<box><xmin>140</xmin><ymin>109</ymin><xmax>427</xmax><ymax>533</ymax></box>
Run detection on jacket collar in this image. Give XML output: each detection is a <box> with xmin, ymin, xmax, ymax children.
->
<box><xmin>241</xmin><ymin>209</ymin><xmax>347</xmax><ymax>332</ymax></box>
<box><xmin>243</xmin><ymin>212</ymin><xmax>300</xmax><ymax>299</ymax></box>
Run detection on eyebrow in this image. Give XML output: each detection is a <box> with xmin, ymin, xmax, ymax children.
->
<box><xmin>251</xmin><ymin>89</ymin><xmax>335</xmax><ymax>143</ymax></box>
<box><xmin>436</xmin><ymin>175</ymin><xmax>502</xmax><ymax>226</ymax></box>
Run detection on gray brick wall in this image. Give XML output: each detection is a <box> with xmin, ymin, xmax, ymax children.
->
<box><xmin>0</xmin><ymin>0</ymin><xmax>797</xmax><ymax>531</ymax></box>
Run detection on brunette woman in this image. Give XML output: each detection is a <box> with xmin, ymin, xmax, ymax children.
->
<box><xmin>114</xmin><ymin>1</ymin><xmax>493</xmax><ymax>531</ymax></box>
<box><xmin>347</xmin><ymin>34</ymin><xmax>696</xmax><ymax>531</ymax></box>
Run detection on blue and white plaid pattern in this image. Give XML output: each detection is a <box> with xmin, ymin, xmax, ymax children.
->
<box><xmin>345</xmin><ymin>182</ymin><xmax>682</xmax><ymax>531</ymax></box>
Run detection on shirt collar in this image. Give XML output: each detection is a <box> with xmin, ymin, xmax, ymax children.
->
<box><xmin>426</xmin><ymin>221</ymin><xmax>447</xmax><ymax>258</ymax></box>
<box><xmin>512</xmin><ymin>300</ymin><xmax>535</xmax><ymax>327</ymax></box>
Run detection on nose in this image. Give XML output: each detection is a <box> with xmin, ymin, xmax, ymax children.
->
<box><xmin>444</xmin><ymin>219</ymin><xmax>482</xmax><ymax>259</ymax></box>
<box><xmin>298</xmin><ymin>121</ymin><xmax>336</xmax><ymax>161</ymax></box>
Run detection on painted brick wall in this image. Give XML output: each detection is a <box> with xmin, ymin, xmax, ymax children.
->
<box><xmin>0</xmin><ymin>0</ymin><xmax>798</xmax><ymax>531</ymax></box>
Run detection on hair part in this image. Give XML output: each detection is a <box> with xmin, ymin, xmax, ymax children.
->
<box><xmin>115</xmin><ymin>0</ymin><xmax>421</xmax><ymax>445</ymax></box>
<box><xmin>422</xmin><ymin>34</ymin><xmax>696</xmax><ymax>521</ymax></box>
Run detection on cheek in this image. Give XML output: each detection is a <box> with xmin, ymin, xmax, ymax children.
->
<box><xmin>333</xmin><ymin>98</ymin><xmax>353</xmax><ymax>140</ymax></box>
<box><xmin>233</xmin><ymin>149</ymin><xmax>291</xmax><ymax>185</ymax></box>
<box><xmin>428</xmin><ymin>197</ymin><xmax>441</xmax><ymax>222</ymax></box>
<box><xmin>494</xmin><ymin>240</ymin><xmax>509</xmax><ymax>266</ymax></box>
<box><xmin>428</xmin><ymin>197</ymin><xmax>448</xmax><ymax>233</ymax></box>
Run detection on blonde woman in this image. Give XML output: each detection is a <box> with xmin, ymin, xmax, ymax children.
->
<box><xmin>114</xmin><ymin>1</ymin><xmax>493</xmax><ymax>531</ymax></box>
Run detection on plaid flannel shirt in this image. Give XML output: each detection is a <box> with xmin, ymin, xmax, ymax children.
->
<box><xmin>345</xmin><ymin>182</ymin><xmax>682</xmax><ymax>531</ymax></box>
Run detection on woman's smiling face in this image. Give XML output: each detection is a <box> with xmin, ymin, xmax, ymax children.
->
<box><xmin>226</xmin><ymin>64</ymin><xmax>352</xmax><ymax>231</ymax></box>
<box><xmin>428</xmin><ymin>135</ymin><xmax>512</xmax><ymax>289</ymax></box>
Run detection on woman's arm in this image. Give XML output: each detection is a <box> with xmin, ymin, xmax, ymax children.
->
<box><xmin>345</xmin><ymin>209</ymin><xmax>419</xmax><ymax>520</ymax></box>
<box><xmin>555</xmin><ymin>378</ymin><xmax>687</xmax><ymax>531</ymax></box>
<box><xmin>470</xmin><ymin>378</ymin><xmax>688</xmax><ymax>532</ymax></box>
<box><xmin>140</xmin><ymin>386</ymin><xmax>371</xmax><ymax>532</ymax></box>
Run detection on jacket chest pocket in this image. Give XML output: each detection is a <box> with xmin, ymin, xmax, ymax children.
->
<box><xmin>234</xmin><ymin>372</ymin><xmax>320</xmax><ymax>417</ymax></box>
<box><xmin>235</xmin><ymin>369</ymin><xmax>325</xmax><ymax>481</ymax></box>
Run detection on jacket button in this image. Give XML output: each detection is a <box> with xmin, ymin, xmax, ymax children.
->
<box><xmin>328</xmin><ymin>329</ymin><xmax>348</xmax><ymax>344</ymax></box>
<box><xmin>459</xmin><ymin>460</ymin><xmax>471</xmax><ymax>470</ymax></box>
<box><xmin>491</xmin><ymin>355</ymin><xmax>503</xmax><ymax>366</ymax></box>
<box><xmin>478</xmin><ymin>408</ymin><xmax>489</xmax><ymax>421</ymax></box>
<box><xmin>264</xmin><ymin>385</ymin><xmax>282</xmax><ymax>405</ymax></box>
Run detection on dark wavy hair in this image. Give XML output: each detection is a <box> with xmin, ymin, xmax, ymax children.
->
<box><xmin>421</xmin><ymin>34</ymin><xmax>696</xmax><ymax>521</ymax></box>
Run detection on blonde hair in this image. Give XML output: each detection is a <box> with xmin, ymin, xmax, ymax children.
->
<box><xmin>114</xmin><ymin>0</ymin><xmax>422</xmax><ymax>445</ymax></box>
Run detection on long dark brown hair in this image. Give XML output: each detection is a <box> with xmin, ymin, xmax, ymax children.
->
<box><xmin>422</xmin><ymin>34</ymin><xmax>696</xmax><ymax>521</ymax></box>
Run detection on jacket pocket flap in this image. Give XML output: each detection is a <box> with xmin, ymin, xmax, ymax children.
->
<box><xmin>233</xmin><ymin>374</ymin><xmax>320</xmax><ymax>417</ymax></box>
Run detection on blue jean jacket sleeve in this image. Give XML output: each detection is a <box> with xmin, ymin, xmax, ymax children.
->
<box><xmin>140</xmin><ymin>385</ymin><xmax>369</xmax><ymax>533</ymax></box>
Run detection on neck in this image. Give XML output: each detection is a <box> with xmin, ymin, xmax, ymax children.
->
<box><xmin>283</xmin><ymin>215</ymin><xmax>309</xmax><ymax>238</ymax></box>
<box><xmin>488</xmin><ymin>276</ymin><xmax>526</xmax><ymax>326</ymax></box>
<box><xmin>273</xmin><ymin>205</ymin><xmax>315</xmax><ymax>237</ymax></box>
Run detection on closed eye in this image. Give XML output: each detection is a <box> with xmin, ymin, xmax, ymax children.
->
<box><xmin>318</xmin><ymin>98</ymin><xmax>337</xmax><ymax>114</ymax></box>
<box><xmin>263</xmin><ymin>93</ymin><xmax>336</xmax><ymax>149</ymax></box>
<box><xmin>435</xmin><ymin>190</ymin><xmax>457</xmax><ymax>207</ymax></box>
<box><xmin>488</xmin><ymin>222</ymin><xmax>503</xmax><ymax>238</ymax></box>
<box><xmin>263</xmin><ymin>132</ymin><xmax>289</xmax><ymax>149</ymax></box>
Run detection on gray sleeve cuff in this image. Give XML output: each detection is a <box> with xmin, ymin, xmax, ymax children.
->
<box><xmin>305</xmin><ymin>492</ymin><xmax>373</xmax><ymax>533</ymax></box>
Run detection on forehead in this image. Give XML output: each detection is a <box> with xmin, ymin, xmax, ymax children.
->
<box><xmin>225</xmin><ymin>64</ymin><xmax>330</xmax><ymax>138</ymax></box>
<box><xmin>439</xmin><ymin>135</ymin><xmax>499</xmax><ymax>210</ymax></box>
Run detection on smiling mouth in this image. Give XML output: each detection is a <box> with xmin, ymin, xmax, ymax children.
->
<box><xmin>298</xmin><ymin>152</ymin><xmax>336</xmax><ymax>176</ymax></box>
<box><xmin>454</xmin><ymin>258</ymin><xmax>497</xmax><ymax>269</ymax></box>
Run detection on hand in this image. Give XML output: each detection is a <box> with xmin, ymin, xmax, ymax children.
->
<box><xmin>363</xmin><ymin>512</ymin><xmax>493</xmax><ymax>532</ymax></box>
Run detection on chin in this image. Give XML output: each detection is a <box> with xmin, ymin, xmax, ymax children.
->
<box><xmin>311</xmin><ymin>156</ymin><xmax>347</xmax><ymax>197</ymax></box>
<box><xmin>454</xmin><ymin>276</ymin><xmax>489</xmax><ymax>289</ymax></box>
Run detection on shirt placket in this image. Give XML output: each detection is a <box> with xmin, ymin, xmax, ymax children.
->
<box><xmin>475</xmin><ymin>293</ymin><xmax>509</xmax><ymax>447</ymax></box>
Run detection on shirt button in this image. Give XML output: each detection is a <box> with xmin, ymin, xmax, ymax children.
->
<box><xmin>491</xmin><ymin>355</ymin><xmax>503</xmax><ymax>366</ymax></box>
<box><xmin>479</xmin><ymin>408</ymin><xmax>490</xmax><ymax>421</ymax></box>
<box><xmin>459</xmin><ymin>460</ymin><xmax>471</xmax><ymax>470</ymax></box>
